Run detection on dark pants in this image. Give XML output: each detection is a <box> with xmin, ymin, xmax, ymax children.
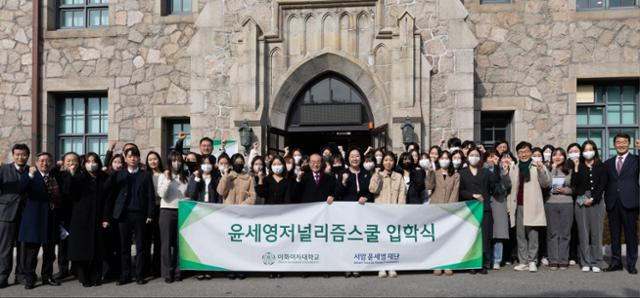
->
<box><xmin>57</xmin><ymin>219</ymin><xmax>70</xmax><ymax>275</ymax></box>
<box><xmin>21</xmin><ymin>242</ymin><xmax>56</xmax><ymax>284</ymax></box>
<box><xmin>159</xmin><ymin>209</ymin><xmax>180</xmax><ymax>279</ymax></box>
<box><xmin>75</xmin><ymin>260</ymin><xmax>102</xmax><ymax>285</ymax></box>
<box><xmin>608</xmin><ymin>202</ymin><xmax>639</xmax><ymax>269</ymax></box>
<box><xmin>482</xmin><ymin>211</ymin><xmax>494</xmax><ymax>269</ymax></box>
<box><xmin>148</xmin><ymin>205</ymin><xmax>161</xmax><ymax>277</ymax></box>
<box><xmin>0</xmin><ymin>221</ymin><xmax>17</xmax><ymax>284</ymax></box>
<box><xmin>102</xmin><ymin>220</ymin><xmax>121</xmax><ymax>280</ymax></box>
<box><xmin>118</xmin><ymin>211</ymin><xmax>148</xmax><ymax>281</ymax></box>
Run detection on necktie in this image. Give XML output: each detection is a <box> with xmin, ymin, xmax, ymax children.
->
<box><xmin>43</xmin><ymin>174</ymin><xmax>50</xmax><ymax>193</ymax></box>
<box><xmin>314</xmin><ymin>173</ymin><xmax>320</xmax><ymax>185</ymax></box>
<box><xmin>616</xmin><ymin>156</ymin><xmax>623</xmax><ymax>175</ymax></box>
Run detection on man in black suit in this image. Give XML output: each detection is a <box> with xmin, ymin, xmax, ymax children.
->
<box><xmin>106</xmin><ymin>147</ymin><xmax>155</xmax><ymax>285</ymax></box>
<box><xmin>603</xmin><ymin>133</ymin><xmax>639</xmax><ymax>275</ymax></box>
<box><xmin>295</xmin><ymin>154</ymin><xmax>336</xmax><ymax>204</ymax></box>
<box><xmin>0</xmin><ymin>144</ymin><xmax>30</xmax><ymax>288</ymax></box>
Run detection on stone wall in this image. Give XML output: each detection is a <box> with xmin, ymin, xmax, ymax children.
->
<box><xmin>0</xmin><ymin>0</ymin><xmax>33</xmax><ymax>160</ymax></box>
<box><xmin>465</xmin><ymin>0</ymin><xmax>640</xmax><ymax>147</ymax></box>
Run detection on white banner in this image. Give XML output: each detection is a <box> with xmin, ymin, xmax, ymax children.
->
<box><xmin>178</xmin><ymin>201</ymin><xmax>483</xmax><ymax>272</ymax></box>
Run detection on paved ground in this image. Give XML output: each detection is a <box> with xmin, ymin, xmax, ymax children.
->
<box><xmin>1</xmin><ymin>263</ymin><xmax>638</xmax><ymax>297</ymax></box>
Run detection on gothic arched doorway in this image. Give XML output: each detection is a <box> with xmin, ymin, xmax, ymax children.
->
<box><xmin>267</xmin><ymin>73</ymin><xmax>385</xmax><ymax>155</ymax></box>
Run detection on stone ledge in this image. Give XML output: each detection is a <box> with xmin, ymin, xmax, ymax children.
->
<box><xmin>571</xmin><ymin>7</ymin><xmax>640</xmax><ymax>20</ymax></box>
<box><xmin>154</xmin><ymin>13</ymin><xmax>196</xmax><ymax>24</ymax></box>
<box><xmin>43</xmin><ymin>27</ymin><xmax>117</xmax><ymax>39</ymax></box>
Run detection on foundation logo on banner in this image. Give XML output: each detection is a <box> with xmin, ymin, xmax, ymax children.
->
<box><xmin>262</xmin><ymin>252</ymin><xmax>276</xmax><ymax>265</ymax></box>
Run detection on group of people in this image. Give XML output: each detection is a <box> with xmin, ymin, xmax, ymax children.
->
<box><xmin>0</xmin><ymin>132</ymin><xmax>638</xmax><ymax>290</ymax></box>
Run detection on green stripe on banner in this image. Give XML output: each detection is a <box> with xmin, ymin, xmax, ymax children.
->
<box><xmin>438</xmin><ymin>201</ymin><xmax>483</xmax><ymax>228</ymax></box>
<box><xmin>180</xmin><ymin>259</ymin><xmax>230</xmax><ymax>271</ymax></box>
<box><xmin>179</xmin><ymin>201</ymin><xmax>222</xmax><ymax>230</ymax></box>
<box><xmin>431</xmin><ymin>256</ymin><xmax>483</xmax><ymax>270</ymax></box>
<box><xmin>178</xmin><ymin>200</ymin><xmax>198</xmax><ymax>229</ymax></box>
<box><xmin>432</xmin><ymin>231</ymin><xmax>483</xmax><ymax>269</ymax></box>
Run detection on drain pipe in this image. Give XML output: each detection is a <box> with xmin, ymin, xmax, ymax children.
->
<box><xmin>31</xmin><ymin>0</ymin><xmax>41</xmax><ymax>157</ymax></box>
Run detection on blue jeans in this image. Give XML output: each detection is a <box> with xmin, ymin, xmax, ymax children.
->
<box><xmin>493</xmin><ymin>240</ymin><xmax>504</xmax><ymax>265</ymax></box>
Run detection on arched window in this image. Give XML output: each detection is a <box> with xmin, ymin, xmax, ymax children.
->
<box><xmin>287</xmin><ymin>74</ymin><xmax>372</xmax><ymax>131</ymax></box>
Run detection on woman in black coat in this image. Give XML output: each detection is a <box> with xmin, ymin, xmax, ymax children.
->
<box><xmin>398</xmin><ymin>152</ymin><xmax>426</xmax><ymax>204</ymax></box>
<box><xmin>62</xmin><ymin>152</ymin><xmax>109</xmax><ymax>287</ymax></box>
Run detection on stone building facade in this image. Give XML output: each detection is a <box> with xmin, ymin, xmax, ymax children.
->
<box><xmin>0</xmin><ymin>0</ymin><xmax>639</xmax><ymax>161</ymax></box>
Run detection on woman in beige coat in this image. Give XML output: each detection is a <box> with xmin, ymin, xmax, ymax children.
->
<box><xmin>217</xmin><ymin>153</ymin><xmax>256</xmax><ymax>206</ymax></box>
<box><xmin>502</xmin><ymin>142</ymin><xmax>551</xmax><ymax>273</ymax></box>
<box><xmin>425</xmin><ymin>150</ymin><xmax>459</xmax><ymax>276</ymax></box>
<box><xmin>369</xmin><ymin>152</ymin><xmax>405</xmax><ymax>278</ymax></box>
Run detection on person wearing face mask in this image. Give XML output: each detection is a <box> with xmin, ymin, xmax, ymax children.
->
<box><xmin>184</xmin><ymin>152</ymin><xmax>199</xmax><ymax>176</ymax></box>
<box><xmin>502</xmin><ymin>141</ymin><xmax>551</xmax><ymax>273</ymax></box>
<box><xmin>369</xmin><ymin>152</ymin><xmax>406</xmax><ymax>278</ymax></box>
<box><xmin>531</xmin><ymin>147</ymin><xmax>550</xmax><ymax>267</ymax></box>
<box><xmin>217</xmin><ymin>153</ymin><xmax>231</xmax><ymax>178</ymax></box>
<box><xmin>62</xmin><ymin>152</ymin><xmax>109</xmax><ymax>287</ymax></box>
<box><xmin>250</xmin><ymin>156</ymin><xmax>267</xmax><ymax>205</ymax></box>
<box><xmin>216</xmin><ymin>154</ymin><xmax>255</xmax><ymax>280</ymax></box>
<box><xmin>321</xmin><ymin>147</ymin><xmax>334</xmax><ymax>163</ymax></box>
<box><xmin>373</xmin><ymin>148</ymin><xmax>385</xmax><ymax>169</ymax></box>
<box><xmin>542</xmin><ymin>145</ymin><xmax>555</xmax><ymax>168</ymax></box>
<box><xmin>459</xmin><ymin>147</ymin><xmax>499</xmax><ymax>275</ymax></box>
<box><xmin>451</xmin><ymin>151</ymin><xmax>465</xmax><ymax>173</ymax></box>
<box><xmin>425</xmin><ymin>151</ymin><xmax>459</xmax><ymax>276</ymax></box>
<box><xmin>145</xmin><ymin>151</ymin><xmax>164</xmax><ymax>279</ymax></box>
<box><xmin>362</xmin><ymin>155</ymin><xmax>376</xmax><ymax>173</ymax></box>
<box><xmin>217</xmin><ymin>154</ymin><xmax>256</xmax><ymax>206</ymax></box>
<box><xmin>398</xmin><ymin>152</ymin><xmax>425</xmax><ymax>205</ymax></box>
<box><xmin>156</xmin><ymin>151</ymin><xmax>190</xmax><ymax>283</ymax></box>
<box><xmin>292</xmin><ymin>149</ymin><xmax>304</xmax><ymax>166</ymax></box>
<box><xmin>544</xmin><ymin>148</ymin><xmax>574</xmax><ymax>271</ymax></box>
<box><xmin>418</xmin><ymin>152</ymin><xmax>432</xmax><ymax>203</ymax></box>
<box><xmin>571</xmin><ymin>140</ymin><xmax>607</xmax><ymax>273</ymax></box>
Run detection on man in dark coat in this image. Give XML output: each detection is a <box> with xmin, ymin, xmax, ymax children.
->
<box><xmin>295</xmin><ymin>154</ymin><xmax>336</xmax><ymax>204</ymax></box>
<box><xmin>0</xmin><ymin>144</ymin><xmax>30</xmax><ymax>288</ymax></box>
<box><xmin>18</xmin><ymin>152</ymin><xmax>62</xmax><ymax>289</ymax></box>
<box><xmin>106</xmin><ymin>147</ymin><xmax>155</xmax><ymax>285</ymax></box>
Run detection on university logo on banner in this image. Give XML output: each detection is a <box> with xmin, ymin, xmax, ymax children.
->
<box><xmin>178</xmin><ymin>201</ymin><xmax>484</xmax><ymax>271</ymax></box>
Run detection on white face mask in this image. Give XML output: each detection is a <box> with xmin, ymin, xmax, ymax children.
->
<box><xmin>200</xmin><ymin>164</ymin><xmax>213</xmax><ymax>173</ymax></box>
<box><xmin>85</xmin><ymin>163</ymin><xmax>98</xmax><ymax>172</ymax></box>
<box><xmin>419</xmin><ymin>159</ymin><xmax>429</xmax><ymax>169</ymax></box>
<box><xmin>568</xmin><ymin>152</ymin><xmax>580</xmax><ymax>161</ymax></box>
<box><xmin>531</xmin><ymin>156</ymin><xmax>543</xmax><ymax>163</ymax></box>
<box><xmin>219</xmin><ymin>164</ymin><xmax>228</xmax><ymax>173</ymax></box>
<box><xmin>543</xmin><ymin>153</ymin><xmax>552</xmax><ymax>161</ymax></box>
<box><xmin>293</xmin><ymin>155</ymin><xmax>302</xmax><ymax>164</ymax></box>
<box><xmin>272</xmin><ymin>165</ymin><xmax>284</xmax><ymax>175</ymax></box>
<box><xmin>582</xmin><ymin>150</ymin><xmax>595</xmax><ymax>160</ymax></box>
<box><xmin>363</xmin><ymin>162</ymin><xmax>375</xmax><ymax>171</ymax></box>
<box><xmin>468</xmin><ymin>157</ymin><xmax>480</xmax><ymax>166</ymax></box>
<box><xmin>375</xmin><ymin>156</ymin><xmax>383</xmax><ymax>164</ymax></box>
<box><xmin>172</xmin><ymin>162</ymin><xmax>182</xmax><ymax>171</ymax></box>
<box><xmin>452</xmin><ymin>159</ymin><xmax>462</xmax><ymax>169</ymax></box>
<box><xmin>439</xmin><ymin>159</ymin><xmax>450</xmax><ymax>169</ymax></box>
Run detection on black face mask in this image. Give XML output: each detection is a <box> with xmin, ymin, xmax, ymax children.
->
<box><xmin>322</xmin><ymin>155</ymin><xmax>332</xmax><ymax>162</ymax></box>
<box><xmin>332</xmin><ymin>166</ymin><xmax>343</xmax><ymax>174</ymax></box>
<box><xmin>401</xmin><ymin>162</ymin><xmax>413</xmax><ymax>170</ymax></box>
<box><xmin>233</xmin><ymin>163</ymin><xmax>245</xmax><ymax>173</ymax></box>
<box><xmin>185</xmin><ymin>161</ymin><xmax>197</xmax><ymax>173</ymax></box>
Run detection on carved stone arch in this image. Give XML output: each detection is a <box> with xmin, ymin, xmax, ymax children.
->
<box><xmin>270</xmin><ymin>51</ymin><xmax>390</xmax><ymax>131</ymax></box>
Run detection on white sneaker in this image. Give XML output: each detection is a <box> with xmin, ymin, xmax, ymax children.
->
<box><xmin>388</xmin><ymin>270</ymin><xmax>398</xmax><ymax>278</ymax></box>
<box><xmin>592</xmin><ymin>267</ymin><xmax>601</xmax><ymax>273</ymax></box>
<box><xmin>569</xmin><ymin>260</ymin><xmax>577</xmax><ymax>266</ymax></box>
<box><xmin>493</xmin><ymin>263</ymin><xmax>501</xmax><ymax>270</ymax></box>
<box><xmin>528</xmin><ymin>262</ymin><xmax>537</xmax><ymax>272</ymax></box>
<box><xmin>541</xmin><ymin>257</ymin><xmax>549</xmax><ymax>266</ymax></box>
<box><xmin>378</xmin><ymin>271</ymin><xmax>387</xmax><ymax>278</ymax></box>
<box><xmin>581</xmin><ymin>266</ymin><xmax>590</xmax><ymax>272</ymax></box>
<box><xmin>514</xmin><ymin>264</ymin><xmax>528</xmax><ymax>271</ymax></box>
